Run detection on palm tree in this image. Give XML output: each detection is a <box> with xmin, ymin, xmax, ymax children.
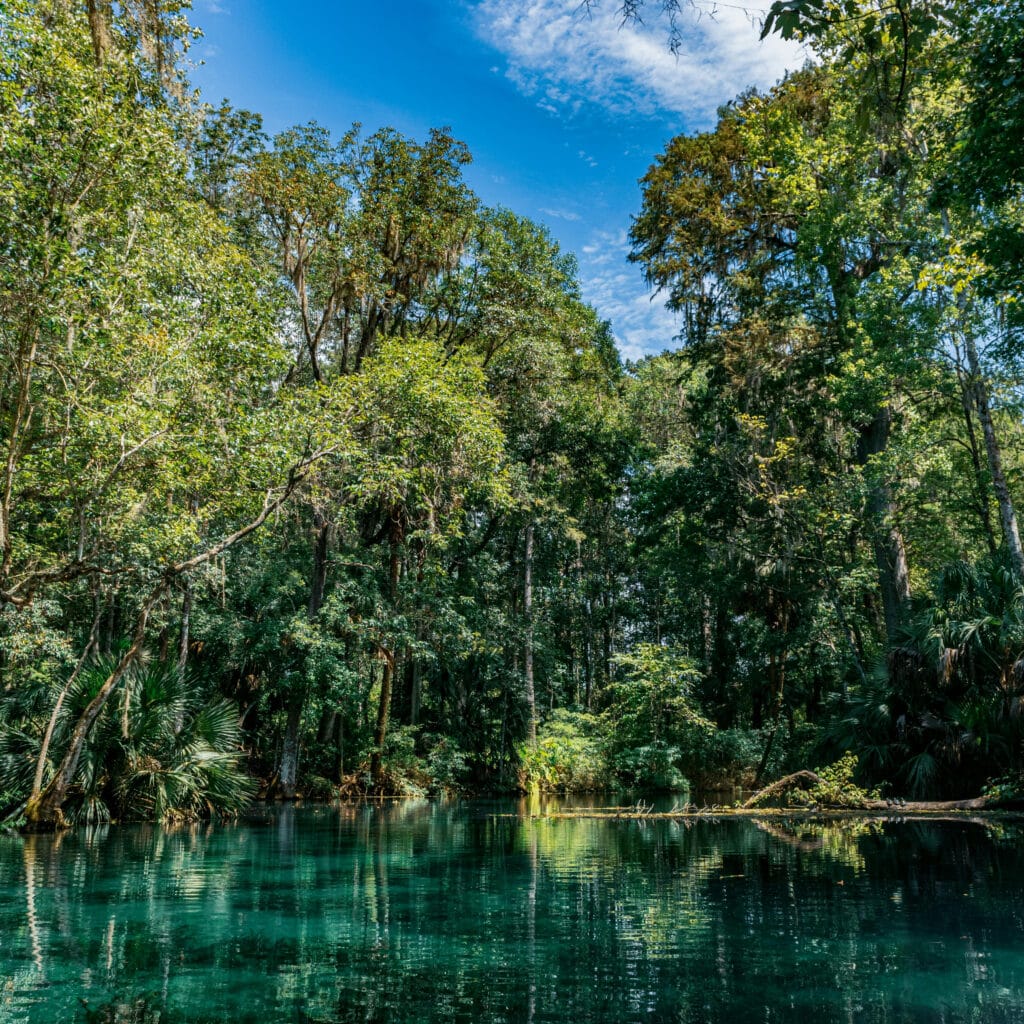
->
<box><xmin>1</xmin><ymin>659</ymin><xmax>254</xmax><ymax>824</ymax></box>
<box><xmin>826</xmin><ymin>554</ymin><xmax>1024</xmax><ymax>798</ymax></box>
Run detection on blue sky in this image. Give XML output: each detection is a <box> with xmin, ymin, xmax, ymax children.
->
<box><xmin>190</xmin><ymin>0</ymin><xmax>800</xmax><ymax>361</ymax></box>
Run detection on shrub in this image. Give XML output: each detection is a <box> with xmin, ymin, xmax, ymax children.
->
<box><xmin>0</xmin><ymin>660</ymin><xmax>254</xmax><ymax>824</ymax></box>
<box><xmin>796</xmin><ymin>754</ymin><xmax>879</xmax><ymax>808</ymax></box>
<box><xmin>424</xmin><ymin>736</ymin><xmax>472</xmax><ymax>794</ymax></box>
<box><xmin>519</xmin><ymin>710</ymin><xmax>610</xmax><ymax>792</ymax></box>
<box><xmin>679</xmin><ymin>728</ymin><xmax>765</xmax><ymax>788</ymax></box>
<box><xmin>610</xmin><ymin>741</ymin><xmax>689</xmax><ymax>792</ymax></box>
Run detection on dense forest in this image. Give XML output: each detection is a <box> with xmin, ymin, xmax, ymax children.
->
<box><xmin>2</xmin><ymin>0</ymin><xmax>1024</xmax><ymax>830</ymax></box>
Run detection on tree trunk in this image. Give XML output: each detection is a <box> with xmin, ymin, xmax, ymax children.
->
<box><xmin>754</xmin><ymin>595</ymin><xmax>789</xmax><ymax>788</ymax></box>
<box><xmin>410</xmin><ymin>659</ymin><xmax>422</xmax><ymax>726</ymax></box>
<box><xmin>24</xmin><ymin>587</ymin><xmax>165</xmax><ymax>831</ymax></box>
<box><xmin>86</xmin><ymin>0</ymin><xmax>112</xmax><ymax>64</ymax></box>
<box><xmin>317</xmin><ymin>710</ymin><xmax>337</xmax><ymax>744</ymax></box>
<box><xmin>392</xmin><ymin>651</ymin><xmax>414</xmax><ymax>726</ymax></box>
<box><xmin>583</xmin><ymin>592</ymin><xmax>594</xmax><ymax>710</ymax></box>
<box><xmin>370</xmin><ymin>509</ymin><xmax>403</xmax><ymax>785</ymax></box>
<box><xmin>29</xmin><ymin>607</ymin><xmax>102</xmax><ymax>803</ymax></box>
<box><xmin>370</xmin><ymin>649</ymin><xmax>396</xmax><ymax>785</ymax></box>
<box><xmin>173</xmin><ymin>579</ymin><xmax>192</xmax><ymax>734</ymax></box>
<box><xmin>940</xmin><ymin>206</ymin><xmax>1022</xmax><ymax>572</ymax></box>
<box><xmin>307</xmin><ymin>512</ymin><xmax>330</xmax><ymax>619</ymax></box>
<box><xmin>335</xmin><ymin>716</ymin><xmax>345</xmax><ymax>783</ymax></box>
<box><xmin>856</xmin><ymin>406</ymin><xmax>912</xmax><ymax>642</ymax></box>
<box><xmin>742</xmin><ymin>770</ymin><xmax>822</xmax><ymax>808</ymax></box>
<box><xmin>177</xmin><ymin>579</ymin><xmax>192</xmax><ymax>673</ymax></box>
<box><xmin>965</xmin><ymin>334</ymin><xmax>1024</xmax><ymax>577</ymax></box>
<box><xmin>583</xmin><ymin>616</ymin><xmax>593</xmax><ymax>710</ymax></box>
<box><xmin>957</xmin><ymin>366</ymin><xmax>999</xmax><ymax>556</ymax></box>
<box><xmin>277</xmin><ymin>513</ymin><xmax>331</xmax><ymax>799</ymax></box>
<box><xmin>753</xmin><ymin>724</ymin><xmax>779</xmax><ymax>790</ymax></box>
<box><xmin>601</xmin><ymin>588</ymin><xmax>612</xmax><ymax>688</ymax></box>
<box><xmin>823</xmin><ymin>572</ymin><xmax>868</xmax><ymax>693</ymax></box>
<box><xmin>277</xmin><ymin>693</ymin><xmax>304</xmax><ymax>800</ymax></box>
<box><xmin>523</xmin><ymin>521</ymin><xmax>537</xmax><ymax>749</ymax></box>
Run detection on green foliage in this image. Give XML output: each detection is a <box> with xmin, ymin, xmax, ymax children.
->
<box><xmin>0</xmin><ymin>660</ymin><xmax>254</xmax><ymax>824</ymax></box>
<box><xmin>606</xmin><ymin>646</ymin><xmax>711</xmax><ymax>739</ymax></box>
<box><xmin>362</xmin><ymin>726</ymin><xmax>430</xmax><ymax>797</ymax></box>
<box><xmin>599</xmin><ymin>645</ymin><xmax>712</xmax><ymax>790</ymax></box>
<box><xmin>982</xmin><ymin>775</ymin><xmax>1024</xmax><ymax>805</ymax></box>
<box><xmin>519</xmin><ymin>710</ymin><xmax>610</xmax><ymax>793</ymax></box>
<box><xmin>827</xmin><ymin>554</ymin><xmax>1024</xmax><ymax>798</ymax></box>
<box><xmin>680</xmin><ymin>728</ymin><xmax>773</xmax><ymax>788</ymax></box>
<box><xmin>115</xmin><ymin>688</ymin><xmax>256</xmax><ymax>824</ymax></box>
<box><xmin>423</xmin><ymin>737</ymin><xmax>473</xmax><ymax>794</ymax></box>
<box><xmin>609</xmin><ymin>743</ymin><xmax>689</xmax><ymax>792</ymax></box>
<box><xmin>798</xmin><ymin>754</ymin><xmax>880</xmax><ymax>808</ymax></box>
<box><xmin>7</xmin><ymin>0</ymin><xmax>1024</xmax><ymax>821</ymax></box>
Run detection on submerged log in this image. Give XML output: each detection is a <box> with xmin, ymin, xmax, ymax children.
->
<box><xmin>506</xmin><ymin>807</ymin><xmax>1019</xmax><ymax>823</ymax></box>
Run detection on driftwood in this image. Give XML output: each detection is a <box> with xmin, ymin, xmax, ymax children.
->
<box><xmin>862</xmin><ymin>796</ymin><xmax>995</xmax><ymax>811</ymax></box>
<box><xmin>742</xmin><ymin>770</ymin><xmax>822</xmax><ymax>808</ymax></box>
<box><xmin>507</xmin><ymin>807</ymin><xmax>1020</xmax><ymax>822</ymax></box>
<box><xmin>742</xmin><ymin>770</ymin><xmax>998</xmax><ymax>812</ymax></box>
<box><xmin>506</xmin><ymin>773</ymin><xmax>1008</xmax><ymax>821</ymax></box>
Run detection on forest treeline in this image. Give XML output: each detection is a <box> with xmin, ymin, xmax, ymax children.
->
<box><xmin>2</xmin><ymin>0</ymin><xmax>1024</xmax><ymax>829</ymax></box>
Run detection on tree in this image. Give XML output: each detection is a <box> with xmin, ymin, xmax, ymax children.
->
<box><xmin>0</xmin><ymin>2</ymin><xmax>353</xmax><ymax>828</ymax></box>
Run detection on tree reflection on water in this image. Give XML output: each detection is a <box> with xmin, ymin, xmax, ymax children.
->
<box><xmin>2</xmin><ymin>803</ymin><xmax>1024</xmax><ymax>1023</ymax></box>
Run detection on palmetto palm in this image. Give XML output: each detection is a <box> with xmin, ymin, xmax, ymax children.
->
<box><xmin>830</xmin><ymin>555</ymin><xmax>1024</xmax><ymax>798</ymax></box>
<box><xmin>1</xmin><ymin>659</ymin><xmax>254</xmax><ymax>824</ymax></box>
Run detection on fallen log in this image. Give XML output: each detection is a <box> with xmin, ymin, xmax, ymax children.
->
<box><xmin>500</xmin><ymin>807</ymin><xmax>1022</xmax><ymax>822</ymax></box>
<box><xmin>741</xmin><ymin>770</ymin><xmax>822</xmax><ymax>809</ymax></box>
<box><xmin>742</xmin><ymin>771</ymin><xmax>998</xmax><ymax>812</ymax></box>
<box><xmin>862</xmin><ymin>796</ymin><xmax>994</xmax><ymax>811</ymax></box>
<box><xmin>501</xmin><ymin>801</ymin><xmax>1023</xmax><ymax>824</ymax></box>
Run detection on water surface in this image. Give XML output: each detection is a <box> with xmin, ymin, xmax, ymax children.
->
<box><xmin>3</xmin><ymin>801</ymin><xmax>1024</xmax><ymax>1023</ymax></box>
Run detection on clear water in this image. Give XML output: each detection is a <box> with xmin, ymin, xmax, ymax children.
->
<box><xmin>3</xmin><ymin>801</ymin><xmax>1024</xmax><ymax>1023</ymax></box>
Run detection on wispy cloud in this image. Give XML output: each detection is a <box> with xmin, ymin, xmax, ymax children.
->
<box><xmin>539</xmin><ymin>206</ymin><xmax>581</xmax><ymax>221</ymax></box>
<box><xmin>472</xmin><ymin>0</ymin><xmax>801</xmax><ymax>123</ymax></box>
<box><xmin>579</xmin><ymin>228</ymin><xmax>680</xmax><ymax>363</ymax></box>
<box><xmin>469</xmin><ymin>1</ymin><xmax>799</xmax><ymax>358</ymax></box>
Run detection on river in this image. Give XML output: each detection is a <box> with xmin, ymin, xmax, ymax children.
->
<box><xmin>2</xmin><ymin>800</ymin><xmax>1024</xmax><ymax>1022</ymax></box>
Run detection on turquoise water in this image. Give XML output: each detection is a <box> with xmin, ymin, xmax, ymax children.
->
<box><xmin>3</xmin><ymin>802</ymin><xmax>1024</xmax><ymax>1023</ymax></box>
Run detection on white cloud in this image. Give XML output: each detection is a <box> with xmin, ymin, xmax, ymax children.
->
<box><xmin>539</xmin><ymin>206</ymin><xmax>582</xmax><ymax>221</ymax></box>
<box><xmin>472</xmin><ymin>0</ymin><xmax>802</xmax><ymax>123</ymax></box>
<box><xmin>579</xmin><ymin>228</ymin><xmax>680</xmax><ymax>363</ymax></box>
<box><xmin>467</xmin><ymin>1</ymin><xmax>800</xmax><ymax>358</ymax></box>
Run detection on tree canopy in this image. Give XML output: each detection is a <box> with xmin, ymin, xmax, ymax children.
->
<box><xmin>4</xmin><ymin>0</ymin><xmax>1024</xmax><ymax>828</ymax></box>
